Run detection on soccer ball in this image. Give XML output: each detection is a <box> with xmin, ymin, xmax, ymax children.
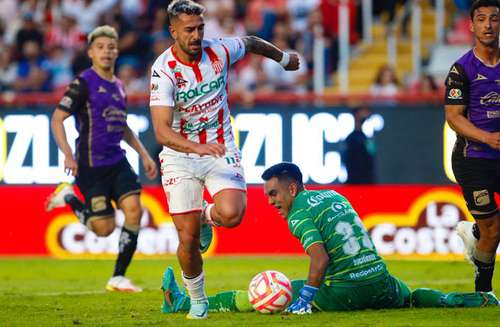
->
<box><xmin>248</xmin><ymin>270</ymin><xmax>293</xmax><ymax>314</ymax></box>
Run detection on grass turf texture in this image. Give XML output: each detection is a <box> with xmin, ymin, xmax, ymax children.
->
<box><xmin>0</xmin><ymin>257</ymin><xmax>498</xmax><ymax>326</ymax></box>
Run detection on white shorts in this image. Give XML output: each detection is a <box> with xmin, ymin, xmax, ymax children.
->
<box><xmin>160</xmin><ymin>150</ymin><xmax>246</xmax><ymax>214</ymax></box>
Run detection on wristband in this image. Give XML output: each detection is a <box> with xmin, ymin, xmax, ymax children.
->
<box><xmin>279</xmin><ymin>52</ymin><xmax>290</xmax><ymax>67</ymax></box>
<box><xmin>299</xmin><ymin>285</ymin><xmax>318</xmax><ymax>302</ymax></box>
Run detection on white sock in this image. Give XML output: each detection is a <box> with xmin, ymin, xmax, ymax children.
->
<box><xmin>182</xmin><ymin>270</ymin><xmax>207</xmax><ymax>301</ymax></box>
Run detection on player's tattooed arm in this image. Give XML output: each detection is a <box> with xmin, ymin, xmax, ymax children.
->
<box><xmin>241</xmin><ymin>36</ymin><xmax>300</xmax><ymax>71</ymax></box>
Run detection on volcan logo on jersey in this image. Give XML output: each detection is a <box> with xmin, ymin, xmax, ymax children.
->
<box><xmin>176</xmin><ymin>76</ymin><xmax>225</xmax><ymax>102</ymax></box>
<box><xmin>363</xmin><ymin>190</ymin><xmax>473</xmax><ymax>257</ymax></box>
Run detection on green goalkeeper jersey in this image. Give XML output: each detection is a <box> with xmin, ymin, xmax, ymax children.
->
<box><xmin>287</xmin><ymin>190</ymin><xmax>388</xmax><ymax>284</ymax></box>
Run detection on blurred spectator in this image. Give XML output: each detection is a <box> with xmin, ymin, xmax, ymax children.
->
<box><xmin>319</xmin><ymin>0</ymin><xmax>359</xmax><ymax>73</ymax></box>
<box><xmin>0</xmin><ymin>46</ymin><xmax>17</xmax><ymax>91</ymax></box>
<box><xmin>151</xmin><ymin>34</ymin><xmax>173</xmax><ymax>60</ymax></box>
<box><xmin>287</xmin><ymin>0</ymin><xmax>320</xmax><ymax>36</ymax></box>
<box><xmin>13</xmin><ymin>40</ymin><xmax>51</xmax><ymax>92</ymax></box>
<box><xmin>62</xmin><ymin>0</ymin><xmax>118</xmax><ymax>34</ymax></box>
<box><xmin>45</xmin><ymin>15</ymin><xmax>85</xmax><ymax>57</ymax></box>
<box><xmin>453</xmin><ymin>0</ymin><xmax>472</xmax><ymax>11</ymax></box>
<box><xmin>15</xmin><ymin>12</ymin><xmax>44</xmax><ymax>55</ymax></box>
<box><xmin>150</xmin><ymin>9</ymin><xmax>170</xmax><ymax>38</ymax></box>
<box><xmin>117</xmin><ymin>63</ymin><xmax>147</xmax><ymax>94</ymax></box>
<box><xmin>18</xmin><ymin>0</ymin><xmax>62</xmax><ymax>26</ymax></box>
<box><xmin>203</xmin><ymin>4</ymin><xmax>246</xmax><ymax>39</ymax></box>
<box><xmin>0</xmin><ymin>0</ymin><xmax>17</xmax><ymax>34</ymax></box>
<box><xmin>261</xmin><ymin>36</ymin><xmax>307</xmax><ymax>92</ymax></box>
<box><xmin>119</xmin><ymin>0</ymin><xmax>146</xmax><ymax>25</ymax></box>
<box><xmin>343</xmin><ymin>106</ymin><xmax>376</xmax><ymax>184</ymax></box>
<box><xmin>108</xmin><ymin>11</ymin><xmax>152</xmax><ymax>71</ymax></box>
<box><xmin>447</xmin><ymin>13</ymin><xmax>474</xmax><ymax>45</ymax></box>
<box><xmin>370</xmin><ymin>64</ymin><xmax>400</xmax><ymax>96</ymax></box>
<box><xmin>234</xmin><ymin>54</ymin><xmax>272</xmax><ymax>106</ymax></box>
<box><xmin>244</xmin><ymin>0</ymin><xmax>287</xmax><ymax>41</ymax></box>
<box><xmin>408</xmin><ymin>73</ymin><xmax>439</xmax><ymax>94</ymax></box>
<box><xmin>46</xmin><ymin>45</ymin><xmax>72</xmax><ymax>91</ymax></box>
<box><xmin>70</xmin><ymin>50</ymin><xmax>91</xmax><ymax>76</ymax></box>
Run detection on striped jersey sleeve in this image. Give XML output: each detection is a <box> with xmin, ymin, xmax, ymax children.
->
<box><xmin>217</xmin><ymin>37</ymin><xmax>246</xmax><ymax>66</ymax></box>
<box><xmin>288</xmin><ymin>209</ymin><xmax>324</xmax><ymax>251</ymax></box>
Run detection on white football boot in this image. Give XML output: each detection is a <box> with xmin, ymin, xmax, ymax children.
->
<box><xmin>105</xmin><ymin>276</ymin><xmax>142</xmax><ymax>292</ymax></box>
<box><xmin>45</xmin><ymin>183</ymin><xmax>74</xmax><ymax>212</ymax></box>
<box><xmin>455</xmin><ymin>221</ymin><xmax>478</xmax><ymax>265</ymax></box>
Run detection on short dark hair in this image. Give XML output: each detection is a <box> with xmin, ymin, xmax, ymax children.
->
<box><xmin>167</xmin><ymin>0</ymin><xmax>205</xmax><ymax>23</ymax></box>
<box><xmin>470</xmin><ymin>0</ymin><xmax>500</xmax><ymax>20</ymax></box>
<box><xmin>261</xmin><ymin>162</ymin><xmax>304</xmax><ymax>187</ymax></box>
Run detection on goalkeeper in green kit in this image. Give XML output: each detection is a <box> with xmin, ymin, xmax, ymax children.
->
<box><xmin>161</xmin><ymin>162</ymin><xmax>498</xmax><ymax>315</ymax></box>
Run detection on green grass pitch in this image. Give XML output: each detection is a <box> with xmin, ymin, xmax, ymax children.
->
<box><xmin>0</xmin><ymin>256</ymin><xmax>499</xmax><ymax>326</ymax></box>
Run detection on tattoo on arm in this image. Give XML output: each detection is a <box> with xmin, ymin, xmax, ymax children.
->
<box><xmin>241</xmin><ymin>35</ymin><xmax>284</xmax><ymax>62</ymax></box>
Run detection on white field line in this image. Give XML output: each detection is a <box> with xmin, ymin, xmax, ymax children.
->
<box><xmin>27</xmin><ymin>290</ymin><xmax>107</xmax><ymax>296</ymax></box>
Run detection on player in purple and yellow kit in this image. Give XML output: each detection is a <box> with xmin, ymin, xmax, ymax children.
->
<box><xmin>46</xmin><ymin>25</ymin><xmax>157</xmax><ymax>292</ymax></box>
<box><xmin>445</xmin><ymin>0</ymin><xmax>500</xmax><ymax>294</ymax></box>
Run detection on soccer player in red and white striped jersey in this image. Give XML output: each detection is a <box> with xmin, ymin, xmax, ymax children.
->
<box><xmin>149</xmin><ymin>0</ymin><xmax>299</xmax><ymax>319</ymax></box>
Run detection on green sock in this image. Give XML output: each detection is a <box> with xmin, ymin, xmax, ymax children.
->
<box><xmin>173</xmin><ymin>279</ymin><xmax>307</xmax><ymax>313</ymax></box>
<box><xmin>412</xmin><ymin>288</ymin><xmax>446</xmax><ymax>307</ymax></box>
<box><xmin>207</xmin><ymin>291</ymin><xmax>252</xmax><ymax>312</ymax></box>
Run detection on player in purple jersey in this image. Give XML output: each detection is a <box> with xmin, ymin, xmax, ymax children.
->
<box><xmin>45</xmin><ymin>26</ymin><xmax>158</xmax><ymax>292</ymax></box>
<box><xmin>445</xmin><ymin>0</ymin><xmax>500</xmax><ymax>293</ymax></box>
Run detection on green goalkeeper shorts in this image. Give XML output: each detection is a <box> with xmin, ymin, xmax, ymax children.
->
<box><xmin>311</xmin><ymin>274</ymin><xmax>411</xmax><ymax>311</ymax></box>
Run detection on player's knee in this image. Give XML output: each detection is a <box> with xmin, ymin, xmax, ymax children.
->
<box><xmin>217</xmin><ymin>207</ymin><xmax>244</xmax><ymax>228</ymax></box>
<box><xmin>123</xmin><ymin>205</ymin><xmax>143</xmax><ymax>224</ymax></box>
<box><xmin>93</xmin><ymin>224</ymin><xmax>115</xmax><ymax>237</ymax></box>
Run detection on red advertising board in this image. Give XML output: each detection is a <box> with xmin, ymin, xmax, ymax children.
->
<box><xmin>1</xmin><ymin>185</ymin><xmax>494</xmax><ymax>258</ymax></box>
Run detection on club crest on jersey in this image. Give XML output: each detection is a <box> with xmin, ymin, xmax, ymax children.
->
<box><xmin>448</xmin><ymin>88</ymin><xmax>462</xmax><ymax>99</ymax></box>
<box><xmin>212</xmin><ymin>60</ymin><xmax>224</xmax><ymax>74</ymax></box>
<box><xmin>176</xmin><ymin>77</ymin><xmax>188</xmax><ymax>88</ymax></box>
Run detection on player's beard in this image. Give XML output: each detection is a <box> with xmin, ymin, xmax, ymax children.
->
<box><xmin>180</xmin><ymin>40</ymin><xmax>201</xmax><ymax>58</ymax></box>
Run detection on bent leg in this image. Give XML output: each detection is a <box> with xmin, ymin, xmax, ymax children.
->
<box><xmin>113</xmin><ymin>193</ymin><xmax>142</xmax><ymax>277</ymax></box>
<box><xmin>208</xmin><ymin>189</ymin><xmax>247</xmax><ymax>228</ymax></box>
<box><xmin>474</xmin><ymin>214</ymin><xmax>500</xmax><ymax>292</ymax></box>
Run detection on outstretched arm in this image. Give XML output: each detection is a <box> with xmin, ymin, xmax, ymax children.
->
<box><xmin>241</xmin><ymin>36</ymin><xmax>300</xmax><ymax>71</ymax></box>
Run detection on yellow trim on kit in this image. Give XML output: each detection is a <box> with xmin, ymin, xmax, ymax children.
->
<box><xmin>87</xmin><ymin>102</ymin><xmax>93</xmax><ymax>167</ymax></box>
<box><xmin>117</xmin><ymin>189</ymin><xmax>141</xmax><ymax>204</ymax></box>
<box><xmin>443</xmin><ymin>122</ymin><xmax>457</xmax><ymax>184</ymax></box>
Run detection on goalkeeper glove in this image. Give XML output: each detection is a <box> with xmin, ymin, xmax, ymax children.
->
<box><xmin>286</xmin><ymin>285</ymin><xmax>318</xmax><ymax>315</ymax></box>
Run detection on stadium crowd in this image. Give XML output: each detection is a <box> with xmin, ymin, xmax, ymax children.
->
<box><xmin>0</xmin><ymin>0</ymin><xmax>474</xmax><ymax>99</ymax></box>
